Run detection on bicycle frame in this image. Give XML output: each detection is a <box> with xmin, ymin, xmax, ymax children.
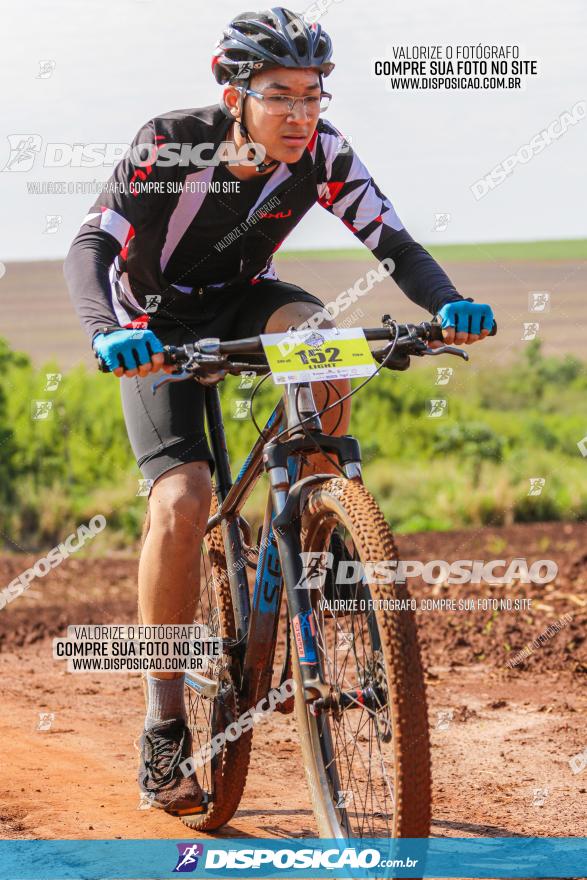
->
<box><xmin>169</xmin><ymin>316</ymin><xmax>479</xmax><ymax>709</ymax></box>
<box><xmin>202</xmin><ymin>379</ymin><xmax>363</xmax><ymax>707</ymax></box>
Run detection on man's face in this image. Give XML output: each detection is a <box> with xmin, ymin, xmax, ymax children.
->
<box><xmin>230</xmin><ymin>67</ymin><xmax>323</xmax><ymax>165</ymax></box>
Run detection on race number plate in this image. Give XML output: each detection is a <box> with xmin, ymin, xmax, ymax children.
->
<box><xmin>260</xmin><ymin>327</ymin><xmax>376</xmax><ymax>385</ymax></box>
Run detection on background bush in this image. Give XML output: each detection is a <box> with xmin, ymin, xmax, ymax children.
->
<box><xmin>0</xmin><ymin>337</ymin><xmax>585</xmax><ymax>551</ymax></box>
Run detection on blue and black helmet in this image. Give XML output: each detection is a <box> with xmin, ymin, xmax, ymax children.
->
<box><xmin>212</xmin><ymin>7</ymin><xmax>335</xmax><ymax>84</ymax></box>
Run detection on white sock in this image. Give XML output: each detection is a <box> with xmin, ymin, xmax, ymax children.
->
<box><xmin>144</xmin><ymin>674</ymin><xmax>186</xmax><ymax>730</ymax></box>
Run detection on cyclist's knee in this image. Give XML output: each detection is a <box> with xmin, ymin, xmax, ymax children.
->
<box><xmin>150</xmin><ymin>493</ymin><xmax>211</xmax><ymax>539</ymax></box>
<box><xmin>265</xmin><ymin>301</ymin><xmax>334</xmax><ymax>334</ymax></box>
<box><xmin>148</xmin><ymin>462</ymin><xmax>212</xmax><ymax>537</ymax></box>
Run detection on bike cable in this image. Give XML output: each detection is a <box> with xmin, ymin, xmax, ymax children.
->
<box><xmin>248</xmin><ymin>370</ymin><xmax>274</xmax><ymax>442</ymax></box>
<box><xmin>247</xmin><ymin>371</ymin><xmax>330</xmax><ymax>474</ymax></box>
<box><xmin>246</xmin><ymin>320</ymin><xmax>401</xmax><ymax>479</ymax></box>
<box><xmin>277</xmin><ymin>320</ymin><xmax>401</xmax><ymax>443</ymax></box>
<box><xmin>294</xmin><ymin>381</ymin><xmax>347</xmax><ymax>478</ymax></box>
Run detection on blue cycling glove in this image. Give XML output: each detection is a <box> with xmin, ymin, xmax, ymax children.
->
<box><xmin>92</xmin><ymin>329</ymin><xmax>164</xmax><ymax>372</ymax></box>
<box><xmin>438</xmin><ymin>300</ymin><xmax>494</xmax><ymax>336</ymax></box>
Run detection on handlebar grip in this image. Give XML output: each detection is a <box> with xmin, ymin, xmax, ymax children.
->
<box><xmin>429</xmin><ymin>320</ymin><xmax>497</xmax><ymax>343</ymax></box>
<box><xmin>95</xmin><ymin>348</ymin><xmax>176</xmax><ymax>373</ymax></box>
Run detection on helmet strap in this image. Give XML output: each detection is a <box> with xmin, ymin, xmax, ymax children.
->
<box><xmin>234</xmin><ymin>82</ymin><xmax>280</xmax><ymax>174</ymax></box>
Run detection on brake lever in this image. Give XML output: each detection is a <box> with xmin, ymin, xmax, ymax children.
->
<box><xmin>151</xmin><ymin>370</ymin><xmax>193</xmax><ymax>395</ymax></box>
<box><xmin>422</xmin><ymin>344</ymin><xmax>469</xmax><ymax>361</ymax></box>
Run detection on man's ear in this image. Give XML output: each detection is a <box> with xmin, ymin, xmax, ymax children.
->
<box><xmin>223</xmin><ymin>86</ymin><xmax>241</xmax><ymax>119</ymax></box>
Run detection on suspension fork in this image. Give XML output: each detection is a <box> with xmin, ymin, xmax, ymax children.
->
<box><xmin>266</xmin><ymin>382</ymin><xmax>362</xmax><ymax>701</ymax></box>
<box><xmin>239</xmin><ymin>487</ymin><xmax>291</xmax><ymax>708</ymax></box>
<box><xmin>237</xmin><ymin>395</ymin><xmax>306</xmax><ymax>707</ymax></box>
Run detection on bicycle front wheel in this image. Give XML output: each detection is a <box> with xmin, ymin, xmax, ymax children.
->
<box><xmin>292</xmin><ymin>477</ymin><xmax>431</xmax><ymax>838</ymax></box>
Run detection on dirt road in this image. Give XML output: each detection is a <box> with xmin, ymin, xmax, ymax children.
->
<box><xmin>0</xmin><ymin>521</ymin><xmax>585</xmax><ymax>841</ymax></box>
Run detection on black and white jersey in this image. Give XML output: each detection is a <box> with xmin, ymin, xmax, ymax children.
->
<box><xmin>64</xmin><ymin>103</ymin><xmax>462</xmax><ymax>340</ymax></box>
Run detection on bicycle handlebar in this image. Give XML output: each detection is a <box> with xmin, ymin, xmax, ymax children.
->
<box><xmin>95</xmin><ymin>317</ymin><xmax>497</xmax><ymax>374</ymax></box>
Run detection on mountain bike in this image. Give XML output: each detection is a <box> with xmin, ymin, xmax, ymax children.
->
<box><xmin>99</xmin><ymin>314</ymin><xmax>494</xmax><ymax>838</ymax></box>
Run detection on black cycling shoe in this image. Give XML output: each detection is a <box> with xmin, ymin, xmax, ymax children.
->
<box><xmin>138</xmin><ymin>718</ymin><xmax>207</xmax><ymax>816</ymax></box>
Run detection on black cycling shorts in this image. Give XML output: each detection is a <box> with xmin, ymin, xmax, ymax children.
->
<box><xmin>119</xmin><ymin>279</ymin><xmax>324</xmax><ymax>485</ymax></box>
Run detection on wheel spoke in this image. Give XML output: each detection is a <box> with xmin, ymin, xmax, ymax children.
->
<box><xmin>307</xmin><ymin>524</ymin><xmax>398</xmax><ymax>836</ymax></box>
<box><xmin>184</xmin><ymin>540</ymin><xmax>236</xmax><ymax>804</ymax></box>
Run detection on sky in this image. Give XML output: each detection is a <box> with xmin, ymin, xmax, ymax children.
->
<box><xmin>0</xmin><ymin>0</ymin><xmax>585</xmax><ymax>260</ymax></box>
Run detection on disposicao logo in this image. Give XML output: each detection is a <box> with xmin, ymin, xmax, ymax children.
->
<box><xmin>173</xmin><ymin>843</ymin><xmax>204</xmax><ymax>873</ymax></box>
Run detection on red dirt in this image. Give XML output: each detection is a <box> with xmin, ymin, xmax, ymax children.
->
<box><xmin>0</xmin><ymin>520</ymin><xmax>586</xmax><ymax>841</ymax></box>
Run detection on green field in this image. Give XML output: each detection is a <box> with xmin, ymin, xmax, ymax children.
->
<box><xmin>1</xmin><ymin>334</ymin><xmax>586</xmax><ymax>551</ymax></box>
<box><xmin>1</xmin><ymin>239</ymin><xmax>584</xmax><ymax>550</ymax></box>
<box><xmin>277</xmin><ymin>238</ymin><xmax>587</xmax><ymax>263</ymax></box>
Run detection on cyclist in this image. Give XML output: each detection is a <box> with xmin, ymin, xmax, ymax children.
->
<box><xmin>64</xmin><ymin>7</ymin><xmax>494</xmax><ymax>816</ymax></box>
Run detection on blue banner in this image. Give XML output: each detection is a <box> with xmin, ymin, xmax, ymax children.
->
<box><xmin>0</xmin><ymin>837</ymin><xmax>585</xmax><ymax>878</ymax></box>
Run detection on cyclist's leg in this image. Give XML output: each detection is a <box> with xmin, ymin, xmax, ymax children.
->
<box><xmin>121</xmin><ymin>303</ymin><xmax>240</xmax><ymax>691</ymax></box>
<box><xmin>120</xmin><ymin>369</ymin><xmax>214</xmax><ymax>666</ymax></box>
<box><xmin>120</xmin><ymin>368</ymin><xmax>213</xmax><ymax>811</ymax></box>
<box><xmin>139</xmin><ymin>461</ymin><xmax>212</xmax><ymax>649</ymax></box>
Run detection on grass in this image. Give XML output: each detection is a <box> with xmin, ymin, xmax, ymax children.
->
<box><xmin>276</xmin><ymin>239</ymin><xmax>587</xmax><ymax>263</ymax></box>
<box><xmin>1</xmin><ymin>336</ymin><xmax>586</xmax><ymax>550</ymax></box>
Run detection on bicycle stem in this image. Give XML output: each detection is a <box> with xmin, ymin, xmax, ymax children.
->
<box><xmin>284</xmin><ymin>381</ymin><xmax>322</xmax><ymax>434</ymax></box>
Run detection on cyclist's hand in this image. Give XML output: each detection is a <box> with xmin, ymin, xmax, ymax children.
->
<box><xmin>435</xmin><ymin>300</ymin><xmax>494</xmax><ymax>346</ymax></box>
<box><xmin>92</xmin><ymin>329</ymin><xmax>165</xmax><ymax>378</ymax></box>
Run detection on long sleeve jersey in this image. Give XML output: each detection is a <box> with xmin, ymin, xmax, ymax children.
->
<box><xmin>64</xmin><ymin>104</ymin><xmax>463</xmax><ymax>340</ymax></box>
